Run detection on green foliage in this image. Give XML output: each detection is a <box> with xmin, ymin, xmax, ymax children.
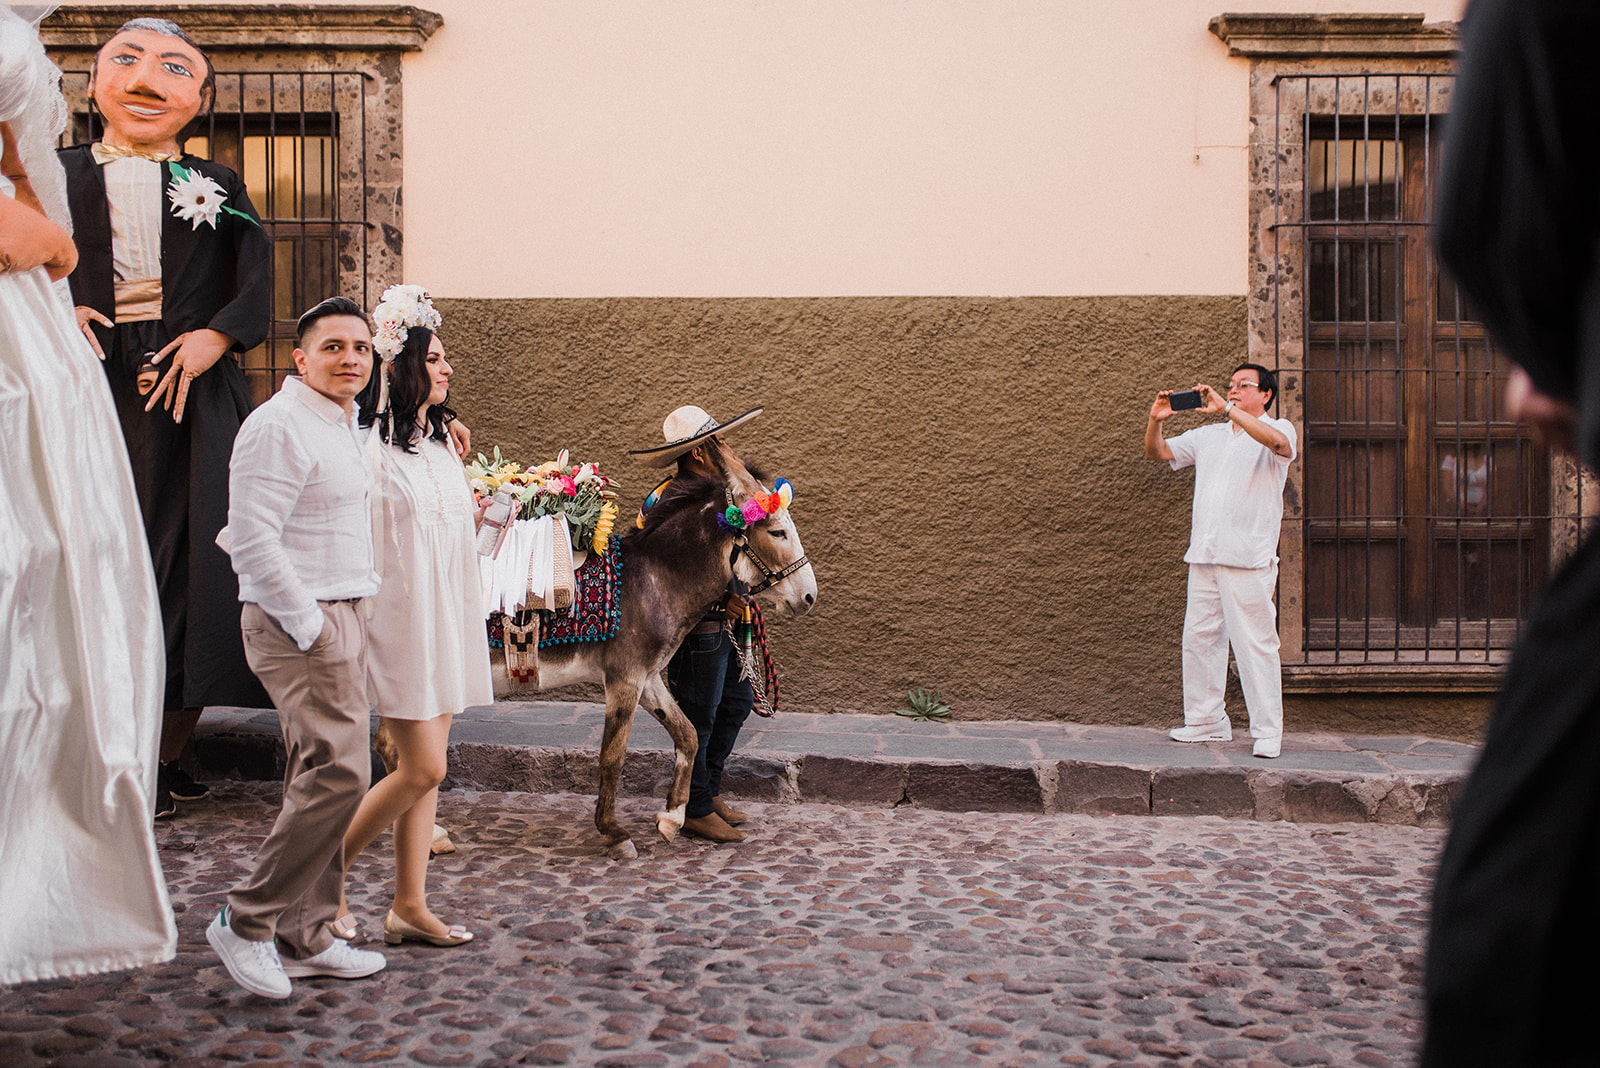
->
<box><xmin>895</xmin><ymin>688</ymin><xmax>951</xmax><ymax>722</ymax></box>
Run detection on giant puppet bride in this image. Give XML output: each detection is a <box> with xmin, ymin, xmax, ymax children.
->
<box><xmin>0</xmin><ymin>5</ymin><xmax>174</xmax><ymax>982</ymax></box>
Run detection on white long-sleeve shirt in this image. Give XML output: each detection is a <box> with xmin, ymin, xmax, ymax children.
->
<box><xmin>228</xmin><ymin>376</ymin><xmax>379</xmax><ymax>650</ymax></box>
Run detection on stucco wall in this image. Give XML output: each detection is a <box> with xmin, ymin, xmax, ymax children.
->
<box><xmin>437</xmin><ymin>294</ymin><xmax>1489</xmax><ymax>738</ymax></box>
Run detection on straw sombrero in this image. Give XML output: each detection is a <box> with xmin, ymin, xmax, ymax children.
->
<box><xmin>627</xmin><ymin>405</ymin><xmax>763</xmax><ymax>468</ymax></box>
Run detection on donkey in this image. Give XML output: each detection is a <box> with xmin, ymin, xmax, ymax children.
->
<box><xmin>490</xmin><ymin>440</ymin><xmax>815</xmax><ymax>858</ymax></box>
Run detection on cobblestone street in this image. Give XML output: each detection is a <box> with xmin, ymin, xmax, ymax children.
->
<box><xmin>2</xmin><ymin>783</ymin><xmax>1440</xmax><ymax>1067</ymax></box>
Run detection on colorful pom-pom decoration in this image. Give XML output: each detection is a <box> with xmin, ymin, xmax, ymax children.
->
<box><xmin>774</xmin><ymin>478</ymin><xmax>794</xmax><ymax>509</ymax></box>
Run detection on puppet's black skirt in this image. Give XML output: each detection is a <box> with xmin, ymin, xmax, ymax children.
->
<box><xmin>101</xmin><ymin>321</ymin><xmax>270</xmax><ymax>711</ymax></box>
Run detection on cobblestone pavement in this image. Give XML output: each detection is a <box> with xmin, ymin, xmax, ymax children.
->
<box><xmin>2</xmin><ymin>782</ymin><xmax>1441</xmax><ymax>1067</ymax></box>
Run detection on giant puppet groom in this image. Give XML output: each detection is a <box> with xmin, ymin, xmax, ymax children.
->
<box><xmin>59</xmin><ymin>17</ymin><xmax>272</xmax><ymax>816</ymax></box>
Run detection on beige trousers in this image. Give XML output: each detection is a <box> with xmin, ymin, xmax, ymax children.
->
<box><xmin>227</xmin><ymin>600</ymin><xmax>371</xmax><ymax>958</ymax></box>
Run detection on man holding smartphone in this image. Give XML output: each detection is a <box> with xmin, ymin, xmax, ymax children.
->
<box><xmin>1144</xmin><ymin>365</ymin><xmax>1296</xmax><ymax>758</ymax></box>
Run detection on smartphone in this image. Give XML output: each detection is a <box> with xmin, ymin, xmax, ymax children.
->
<box><xmin>1168</xmin><ymin>389</ymin><xmax>1203</xmax><ymax>411</ymax></box>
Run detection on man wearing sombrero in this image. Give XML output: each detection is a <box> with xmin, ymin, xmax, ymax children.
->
<box><xmin>631</xmin><ymin>404</ymin><xmax>764</xmax><ymax>843</ymax></box>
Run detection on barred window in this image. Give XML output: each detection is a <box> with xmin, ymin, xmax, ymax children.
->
<box><xmin>1268</xmin><ymin>75</ymin><xmax>1591</xmax><ymax>669</ymax></box>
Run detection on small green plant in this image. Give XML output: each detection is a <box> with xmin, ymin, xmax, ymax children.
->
<box><xmin>895</xmin><ymin>688</ymin><xmax>951</xmax><ymax>722</ymax></box>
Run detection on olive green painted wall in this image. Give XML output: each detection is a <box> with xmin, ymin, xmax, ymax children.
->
<box><xmin>438</xmin><ymin>295</ymin><xmax>1491</xmax><ymax>740</ymax></box>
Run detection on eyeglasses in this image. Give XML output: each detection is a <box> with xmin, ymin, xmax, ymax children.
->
<box><xmin>1229</xmin><ymin>380</ymin><xmax>1260</xmax><ymax>391</ymax></box>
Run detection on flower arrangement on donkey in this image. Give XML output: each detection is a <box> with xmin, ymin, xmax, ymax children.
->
<box><xmin>466</xmin><ymin>447</ymin><xmax>620</xmax><ymax>554</ymax></box>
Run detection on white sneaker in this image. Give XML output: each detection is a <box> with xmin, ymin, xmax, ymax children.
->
<box><xmin>207</xmin><ymin>908</ymin><xmax>291</xmax><ymax>999</ymax></box>
<box><xmin>281</xmin><ymin>937</ymin><xmax>386</xmax><ymax>980</ymax></box>
<box><xmin>1170</xmin><ymin>718</ymin><xmax>1232</xmax><ymax>743</ymax></box>
<box><xmin>1252</xmin><ymin>737</ymin><xmax>1282</xmax><ymax>759</ymax></box>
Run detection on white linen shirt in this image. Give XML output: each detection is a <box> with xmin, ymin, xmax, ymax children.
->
<box><xmin>228</xmin><ymin>376</ymin><xmax>380</xmax><ymax>650</ymax></box>
<box><xmin>1167</xmin><ymin>417</ymin><xmax>1297</xmax><ymax>570</ymax></box>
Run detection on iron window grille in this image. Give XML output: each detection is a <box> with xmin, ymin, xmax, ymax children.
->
<box><xmin>1267</xmin><ymin>73</ymin><xmax>1595</xmax><ymax>668</ymax></box>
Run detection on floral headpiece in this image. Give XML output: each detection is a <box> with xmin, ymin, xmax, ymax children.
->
<box><xmin>371</xmin><ymin>283</ymin><xmax>442</xmax><ymax>363</ymax></box>
<box><xmin>717</xmin><ymin>478</ymin><xmax>795</xmax><ymax>532</ymax></box>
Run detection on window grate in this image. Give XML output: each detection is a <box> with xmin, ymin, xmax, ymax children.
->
<box><xmin>1269</xmin><ymin>73</ymin><xmax>1594</xmax><ymax>667</ymax></box>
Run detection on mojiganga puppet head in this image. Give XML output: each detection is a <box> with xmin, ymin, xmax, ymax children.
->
<box><xmin>89</xmin><ymin>19</ymin><xmax>215</xmax><ymax>152</ymax></box>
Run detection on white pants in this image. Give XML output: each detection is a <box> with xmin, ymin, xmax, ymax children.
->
<box><xmin>1181</xmin><ymin>562</ymin><xmax>1283</xmax><ymax>740</ymax></box>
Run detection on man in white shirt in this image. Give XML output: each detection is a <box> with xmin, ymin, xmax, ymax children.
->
<box><xmin>1144</xmin><ymin>364</ymin><xmax>1297</xmax><ymax>759</ymax></box>
<box><xmin>205</xmin><ymin>296</ymin><xmax>386</xmax><ymax>997</ymax></box>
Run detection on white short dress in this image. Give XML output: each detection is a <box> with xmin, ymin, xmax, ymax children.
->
<box><xmin>366</xmin><ymin>431</ymin><xmax>493</xmax><ymax>720</ymax></box>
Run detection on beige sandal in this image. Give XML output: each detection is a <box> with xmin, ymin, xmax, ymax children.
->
<box><xmin>327</xmin><ymin>911</ymin><xmax>360</xmax><ymax>942</ymax></box>
<box><xmin>383</xmin><ymin>910</ymin><xmax>473</xmax><ymax>947</ymax></box>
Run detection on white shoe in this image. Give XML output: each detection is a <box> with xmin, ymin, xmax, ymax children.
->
<box><xmin>1252</xmin><ymin>737</ymin><xmax>1282</xmax><ymax>759</ymax></box>
<box><xmin>1170</xmin><ymin>718</ymin><xmax>1232</xmax><ymax>743</ymax></box>
<box><xmin>282</xmin><ymin>937</ymin><xmax>387</xmax><ymax>980</ymax></box>
<box><xmin>207</xmin><ymin>908</ymin><xmax>291</xmax><ymax>999</ymax></box>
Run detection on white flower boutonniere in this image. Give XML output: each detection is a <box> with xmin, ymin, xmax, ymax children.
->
<box><xmin>166</xmin><ymin>162</ymin><xmax>262</xmax><ymax>230</ymax></box>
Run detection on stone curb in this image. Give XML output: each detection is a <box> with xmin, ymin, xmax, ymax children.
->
<box><xmin>191</xmin><ymin>704</ymin><xmax>1470</xmax><ymax>828</ymax></box>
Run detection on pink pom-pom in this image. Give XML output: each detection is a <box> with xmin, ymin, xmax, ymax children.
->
<box><xmin>741</xmin><ymin>498</ymin><xmax>767</xmax><ymax>524</ymax></box>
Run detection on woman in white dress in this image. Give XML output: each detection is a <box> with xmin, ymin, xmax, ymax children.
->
<box><xmin>0</xmin><ymin>5</ymin><xmax>175</xmax><ymax>982</ymax></box>
<box><xmin>336</xmin><ymin>285</ymin><xmax>491</xmax><ymax>947</ymax></box>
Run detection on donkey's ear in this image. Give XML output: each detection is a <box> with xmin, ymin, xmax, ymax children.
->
<box><xmin>704</xmin><ymin>437</ymin><xmax>762</xmax><ymax>495</ymax></box>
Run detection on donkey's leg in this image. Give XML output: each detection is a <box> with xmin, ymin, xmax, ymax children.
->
<box><xmin>642</xmin><ymin>672</ymin><xmax>696</xmax><ymax>841</ymax></box>
<box><xmin>595</xmin><ymin>680</ymin><xmax>641</xmax><ymax>860</ymax></box>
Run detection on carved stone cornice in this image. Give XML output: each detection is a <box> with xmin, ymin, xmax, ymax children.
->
<box><xmin>41</xmin><ymin>5</ymin><xmax>443</xmax><ymax>52</ymax></box>
<box><xmin>1209</xmin><ymin>13</ymin><xmax>1458</xmax><ymax>59</ymax></box>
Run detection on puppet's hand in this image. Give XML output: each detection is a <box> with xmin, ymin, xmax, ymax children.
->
<box><xmin>146</xmin><ymin>328</ymin><xmax>234</xmax><ymax>423</ymax></box>
<box><xmin>74</xmin><ymin>306</ymin><xmax>112</xmax><ymax>359</ymax></box>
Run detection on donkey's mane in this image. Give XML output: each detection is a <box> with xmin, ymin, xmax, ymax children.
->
<box><xmin>632</xmin><ymin>473</ymin><xmax>720</xmax><ymax>541</ymax></box>
<box><xmin>629</xmin><ymin>460</ymin><xmax>773</xmax><ymax>544</ymax></box>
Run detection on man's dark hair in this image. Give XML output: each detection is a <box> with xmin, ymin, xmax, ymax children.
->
<box><xmin>356</xmin><ymin>326</ymin><xmax>456</xmax><ymax>451</ymax></box>
<box><xmin>295</xmin><ymin>296</ymin><xmax>367</xmax><ymax>344</ymax></box>
<box><xmin>93</xmin><ymin>18</ymin><xmax>217</xmax><ymax>134</ymax></box>
<box><xmin>1234</xmin><ymin>362</ymin><xmax>1278</xmax><ymax>408</ymax></box>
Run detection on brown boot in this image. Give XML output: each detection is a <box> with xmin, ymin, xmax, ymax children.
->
<box><xmin>711</xmin><ymin>796</ymin><xmax>748</xmax><ymax>826</ymax></box>
<box><xmin>682</xmin><ymin>812</ymin><xmax>745</xmax><ymax>842</ymax></box>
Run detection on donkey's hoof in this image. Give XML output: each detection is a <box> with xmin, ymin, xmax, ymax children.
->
<box><xmin>656</xmin><ymin>810</ymin><xmax>684</xmax><ymax>842</ymax></box>
<box><xmin>605</xmin><ymin>838</ymin><xmax>638</xmax><ymax>861</ymax></box>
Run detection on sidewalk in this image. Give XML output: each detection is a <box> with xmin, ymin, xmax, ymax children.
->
<box><xmin>194</xmin><ymin>701</ymin><xmax>1477</xmax><ymax>827</ymax></box>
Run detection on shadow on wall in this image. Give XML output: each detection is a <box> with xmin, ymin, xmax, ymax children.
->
<box><xmin>442</xmin><ymin>294</ymin><xmax>1248</xmax><ymax>726</ymax></box>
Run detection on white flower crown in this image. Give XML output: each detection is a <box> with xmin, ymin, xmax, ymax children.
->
<box><xmin>371</xmin><ymin>283</ymin><xmax>442</xmax><ymax>362</ymax></box>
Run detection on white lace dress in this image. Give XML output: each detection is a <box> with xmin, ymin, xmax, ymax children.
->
<box><xmin>0</xmin><ymin>8</ymin><xmax>175</xmax><ymax>983</ymax></box>
<box><xmin>366</xmin><ymin>432</ymin><xmax>493</xmax><ymax>719</ymax></box>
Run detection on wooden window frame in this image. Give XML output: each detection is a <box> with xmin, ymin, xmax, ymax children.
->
<box><xmin>1209</xmin><ymin>12</ymin><xmax>1576</xmax><ymax>694</ymax></box>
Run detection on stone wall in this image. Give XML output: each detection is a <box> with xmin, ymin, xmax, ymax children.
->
<box><xmin>440</xmin><ymin>295</ymin><xmax>1492</xmax><ymax>738</ymax></box>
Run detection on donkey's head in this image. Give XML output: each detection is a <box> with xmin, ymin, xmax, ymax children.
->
<box><xmin>704</xmin><ymin>438</ymin><xmax>818</xmax><ymax>619</ymax></box>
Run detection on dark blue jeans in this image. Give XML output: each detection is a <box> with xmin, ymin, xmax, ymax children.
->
<box><xmin>666</xmin><ymin>629</ymin><xmax>754</xmax><ymax>819</ymax></box>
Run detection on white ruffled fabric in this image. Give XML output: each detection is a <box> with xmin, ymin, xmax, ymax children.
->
<box><xmin>0</xmin><ymin>7</ymin><xmax>73</xmax><ymax>235</ymax></box>
<box><xmin>0</xmin><ymin>208</ymin><xmax>176</xmax><ymax>981</ymax></box>
<box><xmin>0</xmin><ymin>7</ymin><xmax>176</xmax><ymax>984</ymax></box>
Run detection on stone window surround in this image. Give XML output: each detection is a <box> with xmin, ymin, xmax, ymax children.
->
<box><xmin>41</xmin><ymin>4</ymin><xmax>444</xmax><ymax>312</ymax></box>
<box><xmin>1208</xmin><ymin>13</ymin><xmax>1527</xmax><ymax>695</ymax></box>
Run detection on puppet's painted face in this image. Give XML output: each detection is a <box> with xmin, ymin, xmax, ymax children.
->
<box><xmin>90</xmin><ymin>29</ymin><xmax>209</xmax><ymax>151</ymax></box>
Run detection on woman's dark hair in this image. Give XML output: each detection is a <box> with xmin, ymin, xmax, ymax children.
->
<box><xmin>356</xmin><ymin>326</ymin><xmax>457</xmax><ymax>451</ymax></box>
